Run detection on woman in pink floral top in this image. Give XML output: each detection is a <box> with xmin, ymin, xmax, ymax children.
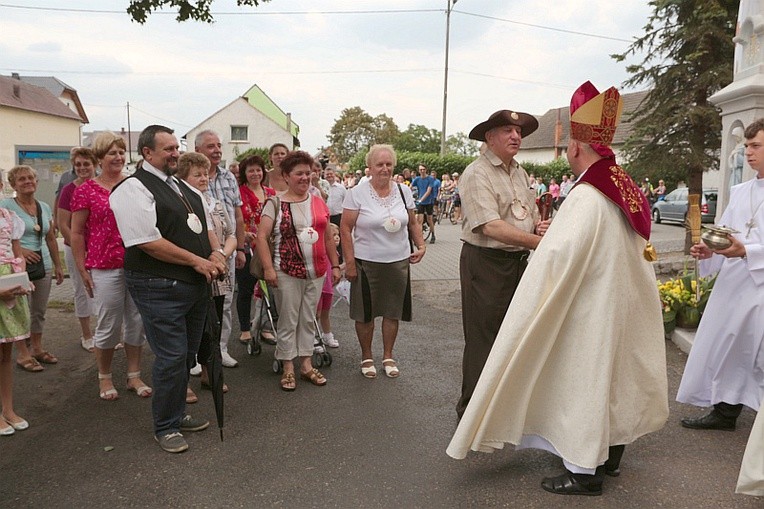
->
<box><xmin>71</xmin><ymin>132</ymin><xmax>151</xmax><ymax>401</ymax></box>
<box><xmin>236</xmin><ymin>154</ymin><xmax>275</xmax><ymax>343</ymax></box>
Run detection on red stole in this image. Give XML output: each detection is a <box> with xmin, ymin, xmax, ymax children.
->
<box><xmin>575</xmin><ymin>158</ymin><xmax>651</xmax><ymax>240</ymax></box>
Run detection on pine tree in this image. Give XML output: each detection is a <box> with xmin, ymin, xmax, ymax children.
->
<box><xmin>613</xmin><ymin>0</ymin><xmax>739</xmax><ymax>195</ymax></box>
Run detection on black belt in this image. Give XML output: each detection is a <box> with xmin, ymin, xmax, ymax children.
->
<box><xmin>465</xmin><ymin>243</ymin><xmax>530</xmax><ymax>260</ymax></box>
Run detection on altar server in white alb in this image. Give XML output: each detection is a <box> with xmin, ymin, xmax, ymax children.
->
<box><xmin>677</xmin><ymin>118</ymin><xmax>764</xmax><ymax>431</ymax></box>
<box><xmin>446</xmin><ymin>81</ymin><xmax>668</xmax><ymax>497</ymax></box>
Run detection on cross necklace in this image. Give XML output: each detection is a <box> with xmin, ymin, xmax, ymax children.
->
<box><xmin>745</xmin><ymin>179</ymin><xmax>764</xmax><ymax>238</ymax></box>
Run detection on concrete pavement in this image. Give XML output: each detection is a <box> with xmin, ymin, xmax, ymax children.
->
<box><xmin>3</xmin><ymin>221</ymin><xmax>760</xmax><ymax>508</ymax></box>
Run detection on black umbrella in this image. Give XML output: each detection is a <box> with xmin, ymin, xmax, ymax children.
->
<box><xmin>199</xmin><ymin>289</ymin><xmax>225</xmax><ymax>441</ymax></box>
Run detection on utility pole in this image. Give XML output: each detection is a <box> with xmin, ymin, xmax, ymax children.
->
<box><xmin>126</xmin><ymin>102</ymin><xmax>134</xmax><ymax>164</ymax></box>
<box><xmin>440</xmin><ymin>0</ymin><xmax>458</xmax><ymax>156</ymax></box>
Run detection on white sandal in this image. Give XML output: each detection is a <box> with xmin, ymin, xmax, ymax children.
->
<box><xmin>98</xmin><ymin>373</ymin><xmax>119</xmax><ymax>401</ymax></box>
<box><xmin>127</xmin><ymin>371</ymin><xmax>152</xmax><ymax>398</ymax></box>
<box><xmin>360</xmin><ymin>359</ymin><xmax>376</xmax><ymax>379</ymax></box>
<box><xmin>382</xmin><ymin>359</ymin><xmax>400</xmax><ymax>378</ymax></box>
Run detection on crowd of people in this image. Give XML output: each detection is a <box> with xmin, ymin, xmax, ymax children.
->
<box><xmin>0</xmin><ymin>84</ymin><xmax>761</xmax><ymax>498</ymax></box>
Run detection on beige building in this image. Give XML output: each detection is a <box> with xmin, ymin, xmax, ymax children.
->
<box><xmin>0</xmin><ymin>74</ymin><xmax>86</xmax><ymax>206</ymax></box>
<box><xmin>185</xmin><ymin>84</ymin><xmax>299</xmax><ymax>167</ymax></box>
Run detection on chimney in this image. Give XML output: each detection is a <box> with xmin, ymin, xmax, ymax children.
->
<box><xmin>121</xmin><ymin>127</ymin><xmax>126</xmax><ymax>134</ymax></box>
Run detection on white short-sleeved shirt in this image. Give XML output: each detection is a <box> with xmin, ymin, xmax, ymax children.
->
<box><xmin>110</xmin><ymin>162</ymin><xmax>213</xmax><ymax>248</ymax></box>
<box><xmin>342</xmin><ymin>180</ymin><xmax>414</xmax><ymax>263</ymax></box>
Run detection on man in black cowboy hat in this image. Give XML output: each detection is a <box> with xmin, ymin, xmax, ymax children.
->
<box><xmin>455</xmin><ymin>110</ymin><xmax>549</xmax><ymax>419</ymax></box>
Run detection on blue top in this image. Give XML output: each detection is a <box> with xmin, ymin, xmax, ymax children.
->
<box><xmin>0</xmin><ymin>198</ymin><xmax>53</xmax><ymax>271</ymax></box>
<box><xmin>412</xmin><ymin>176</ymin><xmax>436</xmax><ymax>205</ymax></box>
<box><xmin>431</xmin><ymin>178</ymin><xmax>442</xmax><ymax>200</ymax></box>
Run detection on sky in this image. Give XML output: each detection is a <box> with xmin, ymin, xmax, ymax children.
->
<box><xmin>0</xmin><ymin>0</ymin><xmax>655</xmax><ymax>154</ymax></box>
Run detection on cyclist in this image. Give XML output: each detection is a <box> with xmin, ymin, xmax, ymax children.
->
<box><xmin>412</xmin><ymin>164</ymin><xmax>437</xmax><ymax>244</ymax></box>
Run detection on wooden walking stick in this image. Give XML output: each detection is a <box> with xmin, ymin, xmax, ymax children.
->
<box><xmin>687</xmin><ymin>194</ymin><xmax>702</xmax><ymax>302</ymax></box>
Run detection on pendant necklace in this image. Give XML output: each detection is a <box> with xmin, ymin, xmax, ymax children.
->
<box><xmin>369</xmin><ymin>182</ymin><xmax>401</xmax><ymax>233</ymax></box>
<box><xmin>176</xmin><ymin>187</ymin><xmax>203</xmax><ymax>234</ymax></box>
<box><xmin>291</xmin><ymin>196</ymin><xmax>318</xmax><ymax>245</ymax></box>
<box><xmin>745</xmin><ymin>179</ymin><xmax>764</xmax><ymax>238</ymax></box>
<box><xmin>14</xmin><ymin>198</ymin><xmax>40</xmax><ymax>232</ymax></box>
<box><xmin>507</xmin><ymin>168</ymin><xmax>530</xmax><ymax>221</ymax></box>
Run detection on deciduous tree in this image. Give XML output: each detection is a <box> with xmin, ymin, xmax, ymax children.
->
<box><xmin>327</xmin><ymin>107</ymin><xmax>400</xmax><ymax>163</ymax></box>
<box><xmin>127</xmin><ymin>0</ymin><xmax>271</xmax><ymax>24</ymax></box>
<box><xmin>395</xmin><ymin>124</ymin><xmax>441</xmax><ymax>154</ymax></box>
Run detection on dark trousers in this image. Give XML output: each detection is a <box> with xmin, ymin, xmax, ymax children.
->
<box><xmin>125</xmin><ymin>270</ymin><xmax>207</xmax><ymax>437</ymax></box>
<box><xmin>330</xmin><ymin>214</ymin><xmax>342</xmax><ymax>227</ymax></box>
<box><xmin>456</xmin><ymin>243</ymin><xmax>528</xmax><ymax>418</ymax></box>
<box><xmin>572</xmin><ymin>445</ymin><xmax>626</xmax><ymax>484</ymax></box>
<box><xmin>235</xmin><ymin>251</ymin><xmax>257</xmax><ymax>331</ymax></box>
<box><xmin>713</xmin><ymin>402</ymin><xmax>744</xmax><ymax>419</ymax></box>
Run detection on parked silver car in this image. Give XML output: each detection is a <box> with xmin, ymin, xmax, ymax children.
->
<box><xmin>651</xmin><ymin>188</ymin><xmax>718</xmax><ymax>224</ymax></box>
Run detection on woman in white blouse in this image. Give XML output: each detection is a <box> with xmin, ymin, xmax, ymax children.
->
<box><xmin>340</xmin><ymin>145</ymin><xmax>426</xmax><ymax>379</ymax></box>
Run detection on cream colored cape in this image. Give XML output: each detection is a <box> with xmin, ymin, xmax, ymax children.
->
<box><xmin>447</xmin><ymin>183</ymin><xmax>669</xmax><ymax>469</ymax></box>
<box><xmin>736</xmin><ymin>399</ymin><xmax>764</xmax><ymax>496</ymax></box>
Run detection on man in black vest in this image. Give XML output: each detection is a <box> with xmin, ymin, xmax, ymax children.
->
<box><xmin>110</xmin><ymin>125</ymin><xmax>228</xmax><ymax>453</ymax></box>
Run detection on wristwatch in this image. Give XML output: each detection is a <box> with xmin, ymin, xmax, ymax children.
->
<box><xmin>215</xmin><ymin>248</ymin><xmax>227</xmax><ymax>258</ymax></box>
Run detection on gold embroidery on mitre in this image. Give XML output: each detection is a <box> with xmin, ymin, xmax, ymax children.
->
<box><xmin>570</xmin><ymin>87</ymin><xmax>624</xmax><ymax>146</ymax></box>
<box><xmin>609</xmin><ymin>166</ymin><xmax>644</xmax><ymax>213</ymax></box>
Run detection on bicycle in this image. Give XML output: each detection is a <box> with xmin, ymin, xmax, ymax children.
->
<box><xmin>436</xmin><ymin>194</ymin><xmax>457</xmax><ymax>225</ymax></box>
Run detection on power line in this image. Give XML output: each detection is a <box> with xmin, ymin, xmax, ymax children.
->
<box><xmin>456</xmin><ymin>10</ymin><xmax>633</xmax><ymax>43</ymax></box>
<box><xmin>126</xmin><ymin>104</ymin><xmax>195</xmax><ymax>129</ymax></box>
<box><xmin>0</xmin><ymin>3</ymin><xmax>438</xmax><ymax>15</ymax></box>
<box><xmin>0</xmin><ymin>2</ymin><xmax>634</xmax><ymax>42</ymax></box>
<box><xmin>1</xmin><ymin>66</ymin><xmax>576</xmax><ymax>91</ymax></box>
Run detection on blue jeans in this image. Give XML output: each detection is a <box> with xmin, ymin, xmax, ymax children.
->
<box><xmin>125</xmin><ymin>270</ymin><xmax>208</xmax><ymax>437</ymax></box>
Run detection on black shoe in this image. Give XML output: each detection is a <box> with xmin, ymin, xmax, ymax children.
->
<box><xmin>680</xmin><ymin>411</ymin><xmax>736</xmax><ymax>431</ymax></box>
<box><xmin>541</xmin><ymin>472</ymin><xmax>602</xmax><ymax>496</ymax></box>
<box><xmin>429</xmin><ymin>236</ymin><xmax>436</xmax><ymax>244</ymax></box>
<box><xmin>604</xmin><ymin>467</ymin><xmax>620</xmax><ymax>477</ymax></box>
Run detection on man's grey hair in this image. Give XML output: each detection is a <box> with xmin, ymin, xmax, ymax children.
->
<box><xmin>194</xmin><ymin>129</ymin><xmax>220</xmax><ymax>149</ymax></box>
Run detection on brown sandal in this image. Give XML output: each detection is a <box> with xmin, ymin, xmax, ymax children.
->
<box><xmin>186</xmin><ymin>387</ymin><xmax>198</xmax><ymax>404</ymax></box>
<box><xmin>33</xmin><ymin>351</ymin><xmax>58</xmax><ymax>364</ymax></box>
<box><xmin>300</xmin><ymin>368</ymin><xmax>327</xmax><ymax>386</ymax></box>
<box><xmin>16</xmin><ymin>357</ymin><xmax>44</xmax><ymax>372</ymax></box>
<box><xmin>280</xmin><ymin>372</ymin><xmax>296</xmax><ymax>391</ymax></box>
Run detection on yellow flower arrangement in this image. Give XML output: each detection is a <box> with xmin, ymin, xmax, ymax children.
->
<box><xmin>657</xmin><ymin>270</ymin><xmax>716</xmax><ymax>328</ymax></box>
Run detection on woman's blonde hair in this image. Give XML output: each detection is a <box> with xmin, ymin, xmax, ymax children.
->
<box><xmin>7</xmin><ymin>165</ymin><xmax>36</xmax><ymax>187</ymax></box>
<box><xmin>365</xmin><ymin>144</ymin><xmax>397</xmax><ymax>167</ymax></box>
<box><xmin>92</xmin><ymin>131</ymin><xmax>127</xmax><ymax>161</ymax></box>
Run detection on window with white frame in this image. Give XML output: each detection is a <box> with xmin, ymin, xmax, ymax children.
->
<box><xmin>230</xmin><ymin>125</ymin><xmax>248</xmax><ymax>142</ymax></box>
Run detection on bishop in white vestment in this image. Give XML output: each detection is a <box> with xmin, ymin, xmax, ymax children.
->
<box><xmin>447</xmin><ymin>82</ymin><xmax>669</xmax><ymax>497</ymax></box>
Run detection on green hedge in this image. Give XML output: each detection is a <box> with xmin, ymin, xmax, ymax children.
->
<box><xmin>347</xmin><ymin>149</ymin><xmax>475</xmax><ymax>176</ymax></box>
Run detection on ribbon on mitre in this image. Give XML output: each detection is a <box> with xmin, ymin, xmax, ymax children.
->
<box><xmin>570</xmin><ymin>81</ymin><xmax>624</xmax><ymax>159</ymax></box>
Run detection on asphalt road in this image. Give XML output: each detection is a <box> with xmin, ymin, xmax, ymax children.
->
<box><xmin>2</xmin><ymin>272</ymin><xmax>761</xmax><ymax>508</ymax></box>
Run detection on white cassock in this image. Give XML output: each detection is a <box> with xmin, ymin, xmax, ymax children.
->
<box><xmin>737</xmin><ymin>399</ymin><xmax>764</xmax><ymax>496</ymax></box>
<box><xmin>676</xmin><ymin>177</ymin><xmax>764</xmax><ymax>411</ymax></box>
<box><xmin>447</xmin><ymin>183</ymin><xmax>669</xmax><ymax>472</ymax></box>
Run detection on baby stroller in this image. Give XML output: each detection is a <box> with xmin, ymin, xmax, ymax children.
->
<box><xmin>247</xmin><ymin>280</ymin><xmax>278</xmax><ymax>357</ymax></box>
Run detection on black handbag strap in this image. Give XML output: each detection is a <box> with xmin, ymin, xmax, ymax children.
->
<box><xmin>396</xmin><ymin>184</ymin><xmax>414</xmax><ymax>254</ymax></box>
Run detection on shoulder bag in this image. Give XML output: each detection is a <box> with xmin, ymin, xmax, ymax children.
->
<box><xmin>26</xmin><ymin>200</ymin><xmax>46</xmax><ymax>281</ymax></box>
<box><xmin>249</xmin><ymin>196</ymin><xmax>280</xmax><ymax>280</ymax></box>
